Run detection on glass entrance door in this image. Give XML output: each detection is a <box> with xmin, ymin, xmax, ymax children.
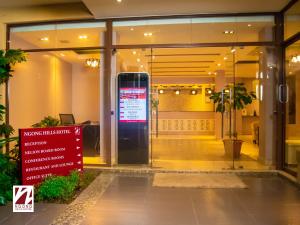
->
<box><xmin>284</xmin><ymin>41</ymin><xmax>300</xmax><ymax>176</ymax></box>
<box><xmin>148</xmin><ymin>46</ymin><xmax>266</xmax><ymax>170</ymax></box>
<box><xmin>115</xmin><ymin>46</ymin><xmax>276</xmax><ymax>170</ymax></box>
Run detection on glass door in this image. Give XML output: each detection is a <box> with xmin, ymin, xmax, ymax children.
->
<box><xmin>149</xmin><ymin>47</ymin><xmax>238</xmax><ymax>170</ymax></box>
<box><xmin>284</xmin><ymin>41</ymin><xmax>300</xmax><ymax>176</ymax></box>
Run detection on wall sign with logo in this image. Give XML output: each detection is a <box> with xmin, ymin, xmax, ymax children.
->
<box><xmin>119</xmin><ymin>87</ymin><xmax>147</xmax><ymax>123</ymax></box>
<box><xmin>19</xmin><ymin>126</ymin><xmax>83</xmax><ymax>185</ymax></box>
<box><xmin>13</xmin><ymin>185</ymin><xmax>34</xmax><ymax>212</ymax></box>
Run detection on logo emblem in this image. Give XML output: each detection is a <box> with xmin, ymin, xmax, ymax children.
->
<box><xmin>74</xmin><ymin>127</ymin><xmax>81</xmax><ymax>135</ymax></box>
<box><xmin>13</xmin><ymin>186</ymin><xmax>34</xmax><ymax>212</ymax></box>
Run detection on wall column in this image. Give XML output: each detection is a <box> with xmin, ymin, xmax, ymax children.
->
<box><xmin>102</xmin><ymin>20</ymin><xmax>113</xmax><ymax>165</ymax></box>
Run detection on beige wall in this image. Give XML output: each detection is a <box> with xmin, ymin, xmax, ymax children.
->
<box><xmin>0</xmin><ymin>23</ymin><xmax>5</xmax><ymax>50</ymax></box>
<box><xmin>72</xmin><ymin>64</ymin><xmax>100</xmax><ymax>123</ymax></box>
<box><xmin>158</xmin><ymin>87</ymin><xmax>214</xmax><ymax>112</ymax></box>
<box><xmin>10</xmin><ymin>52</ymin><xmax>72</xmax><ymax>131</ymax></box>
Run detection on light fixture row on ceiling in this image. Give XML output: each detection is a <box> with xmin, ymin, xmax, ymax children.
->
<box><xmin>158</xmin><ymin>89</ymin><xmax>212</xmax><ymax>95</ymax></box>
<box><xmin>39</xmin><ymin>35</ymin><xmax>88</xmax><ymax>42</ymax></box>
<box><xmin>144</xmin><ymin>32</ymin><xmax>153</xmax><ymax>37</ymax></box>
<box><xmin>223</xmin><ymin>30</ymin><xmax>234</xmax><ymax>35</ymax></box>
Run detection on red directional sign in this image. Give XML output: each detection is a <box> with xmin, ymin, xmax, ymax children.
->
<box><xmin>19</xmin><ymin>126</ymin><xmax>83</xmax><ymax>185</ymax></box>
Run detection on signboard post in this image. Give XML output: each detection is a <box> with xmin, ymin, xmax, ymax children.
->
<box><xmin>19</xmin><ymin>126</ymin><xmax>83</xmax><ymax>185</ymax></box>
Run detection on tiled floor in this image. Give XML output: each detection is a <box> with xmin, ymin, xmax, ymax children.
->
<box><xmin>0</xmin><ymin>203</ymin><xmax>67</xmax><ymax>225</ymax></box>
<box><xmin>81</xmin><ymin>174</ymin><xmax>300</xmax><ymax>225</ymax></box>
<box><xmin>151</xmin><ymin>135</ymin><xmax>269</xmax><ymax>170</ymax></box>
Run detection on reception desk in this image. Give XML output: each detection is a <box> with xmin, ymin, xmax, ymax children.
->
<box><xmin>82</xmin><ymin>122</ymin><xmax>100</xmax><ymax>157</ymax></box>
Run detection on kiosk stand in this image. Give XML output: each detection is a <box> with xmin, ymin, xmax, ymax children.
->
<box><xmin>117</xmin><ymin>73</ymin><xmax>149</xmax><ymax>164</ymax></box>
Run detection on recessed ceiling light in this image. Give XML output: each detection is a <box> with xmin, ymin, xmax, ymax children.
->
<box><xmin>40</xmin><ymin>37</ymin><xmax>49</xmax><ymax>41</ymax></box>
<box><xmin>132</xmin><ymin>51</ymin><xmax>137</xmax><ymax>55</ymax></box>
<box><xmin>117</xmin><ymin>0</ymin><xmax>122</xmax><ymax>2</ymax></box>
<box><xmin>140</xmin><ymin>65</ymin><xmax>144</xmax><ymax>68</ymax></box>
<box><xmin>130</xmin><ymin>27</ymin><xmax>134</xmax><ymax>31</ymax></box>
<box><xmin>231</xmin><ymin>48</ymin><xmax>236</xmax><ymax>53</ymax></box>
<box><xmin>248</xmin><ymin>24</ymin><xmax>252</xmax><ymax>27</ymax></box>
<box><xmin>144</xmin><ymin>32</ymin><xmax>153</xmax><ymax>37</ymax></box>
<box><xmin>217</xmin><ymin>63</ymin><xmax>221</xmax><ymax>67</ymax></box>
<box><xmin>214</xmin><ymin>72</ymin><xmax>217</xmax><ymax>75</ymax></box>
<box><xmin>224</xmin><ymin>57</ymin><xmax>228</xmax><ymax>60</ymax></box>
<box><xmin>78</xmin><ymin>35</ymin><xmax>88</xmax><ymax>39</ymax></box>
<box><xmin>223</xmin><ymin>30</ymin><xmax>234</xmax><ymax>35</ymax></box>
<box><xmin>175</xmin><ymin>90</ymin><xmax>180</xmax><ymax>95</ymax></box>
<box><xmin>137</xmin><ymin>58</ymin><xmax>141</xmax><ymax>62</ymax></box>
<box><xmin>208</xmin><ymin>72</ymin><xmax>212</xmax><ymax>75</ymax></box>
<box><xmin>159</xmin><ymin>89</ymin><xmax>164</xmax><ymax>94</ymax></box>
<box><xmin>60</xmin><ymin>53</ymin><xmax>65</xmax><ymax>57</ymax></box>
<box><xmin>191</xmin><ymin>90</ymin><xmax>197</xmax><ymax>95</ymax></box>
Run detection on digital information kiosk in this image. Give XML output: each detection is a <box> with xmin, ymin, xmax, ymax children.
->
<box><xmin>117</xmin><ymin>72</ymin><xmax>149</xmax><ymax>164</ymax></box>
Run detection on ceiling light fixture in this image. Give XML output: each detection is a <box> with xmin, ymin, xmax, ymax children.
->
<box><xmin>137</xmin><ymin>58</ymin><xmax>141</xmax><ymax>62</ymax></box>
<box><xmin>247</xmin><ymin>24</ymin><xmax>252</xmax><ymax>27</ymax></box>
<box><xmin>224</xmin><ymin>57</ymin><xmax>228</xmax><ymax>60</ymax></box>
<box><xmin>206</xmin><ymin>89</ymin><xmax>212</xmax><ymax>94</ymax></box>
<box><xmin>132</xmin><ymin>51</ymin><xmax>137</xmax><ymax>55</ymax></box>
<box><xmin>291</xmin><ymin>55</ymin><xmax>300</xmax><ymax>63</ymax></box>
<box><xmin>40</xmin><ymin>37</ymin><xmax>49</xmax><ymax>41</ymax></box>
<box><xmin>208</xmin><ymin>72</ymin><xmax>212</xmax><ymax>75</ymax></box>
<box><xmin>60</xmin><ymin>53</ymin><xmax>65</xmax><ymax>57</ymax></box>
<box><xmin>191</xmin><ymin>90</ymin><xmax>197</xmax><ymax>95</ymax></box>
<box><xmin>231</xmin><ymin>47</ymin><xmax>236</xmax><ymax>53</ymax></box>
<box><xmin>159</xmin><ymin>89</ymin><xmax>164</xmax><ymax>94</ymax></box>
<box><xmin>78</xmin><ymin>35</ymin><xmax>88</xmax><ymax>39</ymax></box>
<box><xmin>130</xmin><ymin>27</ymin><xmax>134</xmax><ymax>31</ymax></box>
<box><xmin>223</xmin><ymin>30</ymin><xmax>234</xmax><ymax>34</ymax></box>
<box><xmin>86</xmin><ymin>58</ymin><xmax>100</xmax><ymax>68</ymax></box>
<box><xmin>144</xmin><ymin>32</ymin><xmax>153</xmax><ymax>37</ymax></box>
<box><xmin>217</xmin><ymin>63</ymin><xmax>221</xmax><ymax>67</ymax></box>
<box><xmin>117</xmin><ymin>0</ymin><xmax>122</xmax><ymax>2</ymax></box>
<box><xmin>175</xmin><ymin>90</ymin><xmax>180</xmax><ymax>95</ymax></box>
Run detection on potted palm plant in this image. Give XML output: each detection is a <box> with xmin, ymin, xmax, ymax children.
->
<box><xmin>210</xmin><ymin>83</ymin><xmax>256</xmax><ymax>159</ymax></box>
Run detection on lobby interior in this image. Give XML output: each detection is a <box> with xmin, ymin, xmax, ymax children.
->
<box><xmin>8</xmin><ymin>16</ymin><xmax>278</xmax><ymax>171</ymax></box>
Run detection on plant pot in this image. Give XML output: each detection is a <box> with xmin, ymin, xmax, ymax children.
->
<box><xmin>223</xmin><ymin>139</ymin><xmax>243</xmax><ymax>159</ymax></box>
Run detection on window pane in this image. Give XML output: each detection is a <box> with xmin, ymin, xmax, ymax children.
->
<box><xmin>285</xmin><ymin>40</ymin><xmax>300</xmax><ymax>175</ymax></box>
<box><xmin>10</xmin><ymin>22</ymin><xmax>106</xmax><ymax>50</ymax></box>
<box><xmin>10</xmin><ymin>50</ymin><xmax>104</xmax><ymax>165</ymax></box>
<box><xmin>284</xmin><ymin>1</ymin><xmax>300</xmax><ymax>40</ymax></box>
<box><xmin>113</xmin><ymin>16</ymin><xmax>274</xmax><ymax>45</ymax></box>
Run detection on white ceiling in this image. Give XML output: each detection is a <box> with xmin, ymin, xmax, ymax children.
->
<box><xmin>82</xmin><ymin>0</ymin><xmax>290</xmax><ymax>19</ymax></box>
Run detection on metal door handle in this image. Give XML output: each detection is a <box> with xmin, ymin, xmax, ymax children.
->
<box><xmin>278</xmin><ymin>84</ymin><xmax>288</xmax><ymax>103</ymax></box>
<box><xmin>286</xmin><ymin>85</ymin><xmax>289</xmax><ymax>103</ymax></box>
<box><xmin>278</xmin><ymin>84</ymin><xmax>283</xmax><ymax>103</ymax></box>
